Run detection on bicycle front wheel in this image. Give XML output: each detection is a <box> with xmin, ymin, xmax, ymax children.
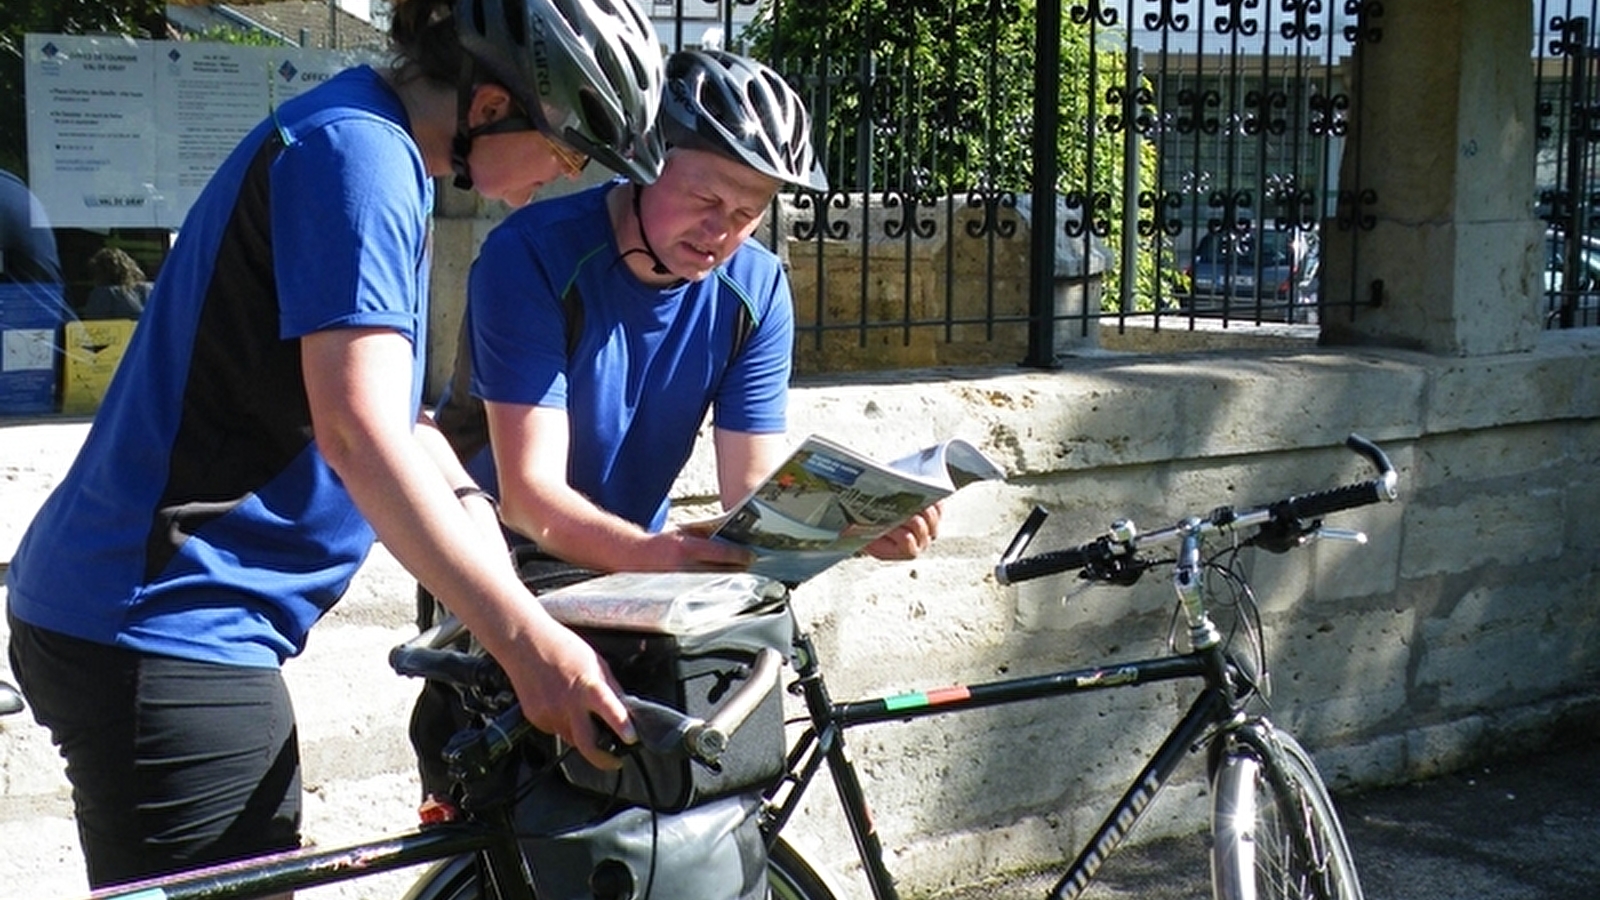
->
<box><xmin>400</xmin><ymin>837</ymin><xmax>839</xmax><ymax>900</ymax></box>
<box><xmin>1209</xmin><ymin>721</ymin><xmax>1363</xmax><ymax>900</ymax></box>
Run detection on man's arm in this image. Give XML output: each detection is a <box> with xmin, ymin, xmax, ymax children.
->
<box><xmin>301</xmin><ymin>327</ymin><xmax>631</xmax><ymax>768</ymax></box>
<box><xmin>487</xmin><ymin>400</ymin><xmax>753</xmax><ymax>572</ymax></box>
<box><xmin>712</xmin><ymin>427</ymin><xmax>791</xmax><ymax>507</ymax></box>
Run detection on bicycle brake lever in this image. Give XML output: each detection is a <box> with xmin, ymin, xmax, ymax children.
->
<box><xmin>1314</xmin><ymin>527</ymin><xmax>1368</xmax><ymax>545</ymax></box>
<box><xmin>1083</xmin><ymin>549</ymin><xmax>1148</xmax><ymax>586</ymax></box>
<box><xmin>1247</xmin><ymin>518</ymin><xmax>1317</xmax><ymax>553</ymax></box>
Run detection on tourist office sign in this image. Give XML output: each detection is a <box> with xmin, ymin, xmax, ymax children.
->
<box><xmin>24</xmin><ymin>33</ymin><xmax>378</xmax><ymax>230</ymax></box>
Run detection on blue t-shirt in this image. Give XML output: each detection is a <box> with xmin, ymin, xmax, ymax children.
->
<box><xmin>466</xmin><ymin>180</ymin><xmax>792</xmax><ymax>531</ymax></box>
<box><xmin>6</xmin><ymin>66</ymin><xmax>433</xmax><ymax>668</ymax></box>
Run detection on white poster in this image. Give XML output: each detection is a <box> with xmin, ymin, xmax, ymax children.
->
<box><xmin>24</xmin><ymin>34</ymin><xmax>162</xmax><ymax>228</ymax></box>
<box><xmin>155</xmin><ymin>43</ymin><xmax>378</xmax><ymax>217</ymax></box>
<box><xmin>25</xmin><ymin>34</ymin><xmax>381</xmax><ymax>230</ymax></box>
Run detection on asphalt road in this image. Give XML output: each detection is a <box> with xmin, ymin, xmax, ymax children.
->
<box><xmin>930</xmin><ymin>735</ymin><xmax>1600</xmax><ymax>900</ymax></box>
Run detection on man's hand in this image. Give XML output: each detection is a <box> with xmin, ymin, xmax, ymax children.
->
<box><xmin>652</xmin><ymin>526</ymin><xmax>758</xmax><ymax>571</ymax></box>
<box><xmin>863</xmin><ymin>501</ymin><xmax>944</xmax><ymax>560</ymax></box>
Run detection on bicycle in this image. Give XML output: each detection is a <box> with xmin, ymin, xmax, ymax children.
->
<box><xmin>400</xmin><ymin>432</ymin><xmax>1397</xmax><ymax>900</ymax></box>
<box><xmin>751</xmin><ymin>432</ymin><xmax>1397</xmax><ymax>900</ymax></box>
<box><xmin>80</xmin><ymin>433</ymin><xmax>1396</xmax><ymax>900</ymax></box>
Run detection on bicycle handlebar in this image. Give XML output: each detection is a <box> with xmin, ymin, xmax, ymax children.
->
<box><xmin>388</xmin><ymin>637</ymin><xmax>784</xmax><ymax>781</ymax></box>
<box><xmin>994</xmin><ymin>433</ymin><xmax>1398</xmax><ymax>586</ymax></box>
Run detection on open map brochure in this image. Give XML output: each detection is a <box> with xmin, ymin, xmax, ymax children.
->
<box><xmin>699</xmin><ymin>435</ymin><xmax>1005</xmax><ymax>585</ymax></box>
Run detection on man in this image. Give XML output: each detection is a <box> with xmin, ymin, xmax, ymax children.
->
<box><xmin>440</xmin><ymin>49</ymin><xmax>941</xmax><ymax>571</ymax></box>
<box><xmin>413</xmin><ymin>51</ymin><xmax>940</xmax><ymax>803</ymax></box>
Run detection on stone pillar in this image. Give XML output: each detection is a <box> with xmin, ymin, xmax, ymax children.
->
<box><xmin>1321</xmin><ymin>0</ymin><xmax>1543</xmax><ymax>356</ymax></box>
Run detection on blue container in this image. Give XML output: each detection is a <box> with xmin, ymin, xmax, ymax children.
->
<box><xmin>0</xmin><ymin>282</ymin><xmax>70</xmax><ymax>415</ymax></box>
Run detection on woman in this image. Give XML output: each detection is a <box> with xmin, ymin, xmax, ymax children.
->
<box><xmin>4</xmin><ymin>0</ymin><xmax>663</xmax><ymax>888</ymax></box>
<box><xmin>81</xmin><ymin>246</ymin><xmax>151</xmax><ymax>320</ymax></box>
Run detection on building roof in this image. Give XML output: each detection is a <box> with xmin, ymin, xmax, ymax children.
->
<box><xmin>165</xmin><ymin>2</ymin><xmax>387</xmax><ymax>51</ymax></box>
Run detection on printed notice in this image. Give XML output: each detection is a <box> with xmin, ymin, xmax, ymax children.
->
<box><xmin>25</xmin><ymin>34</ymin><xmax>162</xmax><ymax>228</ymax></box>
<box><xmin>25</xmin><ymin>34</ymin><xmax>380</xmax><ymax>229</ymax></box>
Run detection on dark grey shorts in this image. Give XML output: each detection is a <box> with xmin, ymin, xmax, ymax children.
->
<box><xmin>8</xmin><ymin>613</ymin><xmax>300</xmax><ymax>888</ymax></box>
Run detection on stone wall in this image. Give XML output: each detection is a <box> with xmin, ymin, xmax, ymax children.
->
<box><xmin>3</xmin><ymin>333</ymin><xmax>1597</xmax><ymax>899</ymax></box>
<box><xmin>662</xmin><ymin>332</ymin><xmax>1600</xmax><ymax>897</ymax></box>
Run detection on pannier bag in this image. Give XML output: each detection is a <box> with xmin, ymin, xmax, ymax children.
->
<box><xmin>534</xmin><ymin>571</ymin><xmax>796</xmax><ymax>812</ymax></box>
<box><xmin>512</xmin><ymin>774</ymin><xmax>769</xmax><ymax>900</ymax></box>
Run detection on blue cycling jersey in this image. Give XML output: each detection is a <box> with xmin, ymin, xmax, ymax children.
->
<box><xmin>464</xmin><ymin>180</ymin><xmax>792</xmax><ymax>531</ymax></box>
<box><xmin>6</xmin><ymin>66</ymin><xmax>433</xmax><ymax>668</ymax></box>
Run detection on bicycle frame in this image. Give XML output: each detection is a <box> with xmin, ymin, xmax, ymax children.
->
<box><xmin>88</xmin><ymin>816</ymin><xmax>535</xmax><ymax>900</ymax></box>
<box><xmin>764</xmin><ymin>627</ymin><xmax>1247</xmax><ymax>900</ymax></box>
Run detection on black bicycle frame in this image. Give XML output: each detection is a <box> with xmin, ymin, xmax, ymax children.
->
<box><xmin>765</xmin><ymin>630</ymin><xmax>1241</xmax><ymax>900</ymax></box>
<box><xmin>89</xmin><ymin>817</ymin><xmax>534</xmax><ymax>900</ymax></box>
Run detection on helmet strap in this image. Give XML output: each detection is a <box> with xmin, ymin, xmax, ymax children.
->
<box><xmin>629</xmin><ymin>183</ymin><xmax>674</xmax><ymax>277</ymax></box>
<box><xmin>449</xmin><ymin>58</ymin><xmax>477</xmax><ymax>191</ymax></box>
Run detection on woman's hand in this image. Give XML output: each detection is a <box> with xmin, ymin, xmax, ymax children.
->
<box><xmin>499</xmin><ymin>608</ymin><xmax>636</xmax><ymax>770</ymax></box>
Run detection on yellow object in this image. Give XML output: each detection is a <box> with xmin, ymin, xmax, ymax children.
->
<box><xmin>62</xmin><ymin>319</ymin><xmax>136</xmax><ymax>414</ymax></box>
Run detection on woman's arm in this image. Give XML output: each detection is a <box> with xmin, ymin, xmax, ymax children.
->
<box><xmin>301</xmin><ymin>327</ymin><xmax>632</xmax><ymax>767</ymax></box>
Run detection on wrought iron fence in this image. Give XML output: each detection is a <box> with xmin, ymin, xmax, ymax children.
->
<box><xmin>661</xmin><ymin>0</ymin><xmax>1380</xmax><ymax>372</ymax></box>
<box><xmin>1537</xmin><ymin>2</ymin><xmax>1600</xmax><ymax>329</ymax></box>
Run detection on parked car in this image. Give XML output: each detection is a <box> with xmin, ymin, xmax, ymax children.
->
<box><xmin>1542</xmin><ymin>226</ymin><xmax>1600</xmax><ymax>325</ymax></box>
<box><xmin>1178</xmin><ymin>229</ymin><xmax>1319</xmax><ymax>323</ymax></box>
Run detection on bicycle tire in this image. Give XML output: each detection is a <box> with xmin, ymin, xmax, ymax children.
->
<box><xmin>766</xmin><ymin>837</ymin><xmax>840</xmax><ymax>900</ymax></box>
<box><xmin>398</xmin><ymin>836</ymin><xmax>839</xmax><ymax>900</ymax></box>
<box><xmin>1209</xmin><ymin>721</ymin><xmax>1364</xmax><ymax>900</ymax></box>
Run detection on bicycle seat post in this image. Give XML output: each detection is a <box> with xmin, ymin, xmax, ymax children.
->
<box><xmin>1172</xmin><ymin>518</ymin><xmax>1223</xmax><ymax>652</ymax></box>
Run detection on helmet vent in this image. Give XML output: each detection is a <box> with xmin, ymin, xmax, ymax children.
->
<box><xmin>549</xmin><ymin>0</ymin><xmax>583</xmax><ymax>32</ymax></box>
<box><xmin>579</xmin><ymin>88</ymin><xmax>619</xmax><ymax>147</ymax></box>
<box><xmin>503</xmin><ymin>0</ymin><xmax>527</xmax><ymax>46</ymax></box>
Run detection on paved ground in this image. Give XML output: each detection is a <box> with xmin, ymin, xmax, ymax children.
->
<box><xmin>931</xmin><ymin>734</ymin><xmax>1600</xmax><ymax>900</ymax></box>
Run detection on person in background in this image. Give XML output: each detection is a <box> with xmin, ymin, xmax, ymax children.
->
<box><xmin>81</xmin><ymin>247</ymin><xmax>152</xmax><ymax>320</ymax></box>
<box><xmin>4</xmin><ymin>0</ymin><xmax>663</xmax><ymax>888</ymax></box>
<box><xmin>0</xmin><ymin>168</ymin><xmax>63</xmax><ymax>286</ymax></box>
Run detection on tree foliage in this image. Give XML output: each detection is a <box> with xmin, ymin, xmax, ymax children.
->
<box><xmin>0</xmin><ymin>0</ymin><xmax>167</xmax><ymax>176</ymax></box>
<box><xmin>742</xmin><ymin>0</ymin><xmax>1174</xmax><ymax>307</ymax></box>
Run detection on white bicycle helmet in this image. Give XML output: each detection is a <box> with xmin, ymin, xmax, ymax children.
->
<box><xmin>660</xmin><ymin>50</ymin><xmax>828</xmax><ymax>192</ymax></box>
<box><xmin>455</xmin><ymin>0</ymin><xmax>665</xmax><ymax>184</ymax></box>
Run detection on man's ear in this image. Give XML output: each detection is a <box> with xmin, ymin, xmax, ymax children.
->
<box><xmin>470</xmin><ymin>83</ymin><xmax>515</xmax><ymax>128</ymax></box>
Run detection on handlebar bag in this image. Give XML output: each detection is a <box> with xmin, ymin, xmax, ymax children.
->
<box><xmin>534</xmin><ymin>572</ymin><xmax>796</xmax><ymax>813</ymax></box>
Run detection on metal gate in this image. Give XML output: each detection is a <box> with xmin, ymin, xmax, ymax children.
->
<box><xmin>1537</xmin><ymin>6</ymin><xmax>1600</xmax><ymax>329</ymax></box>
<box><xmin>669</xmin><ymin>0</ymin><xmax>1381</xmax><ymax>372</ymax></box>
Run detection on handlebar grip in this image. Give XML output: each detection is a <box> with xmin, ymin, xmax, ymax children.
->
<box><xmin>1277</xmin><ymin>478</ymin><xmax>1394</xmax><ymax>522</ymax></box>
<box><xmin>1276</xmin><ymin>434</ymin><xmax>1399</xmax><ymax>521</ymax></box>
<box><xmin>994</xmin><ymin>545</ymin><xmax>1091</xmax><ymax>586</ymax></box>
<box><xmin>388</xmin><ymin>645</ymin><xmax>505</xmax><ymax>693</ymax></box>
<box><xmin>696</xmin><ymin>646</ymin><xmax>784</xmax><ymax>759</ymax></box>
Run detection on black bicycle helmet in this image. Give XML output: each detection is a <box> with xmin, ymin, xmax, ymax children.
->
<box><xmin>454</xmin><ymin>0</ymin><xmax>665</xmax><ymax>184</ymax></box>
<box><xmin>660</xmin><ymin>50</ymin><xmax>828</xmax><ymax>192</ymax></box>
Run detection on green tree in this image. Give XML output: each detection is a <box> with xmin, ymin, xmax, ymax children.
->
<box><xmin>743</xmin><ymin>0</ymin><xmax>1174</xmax><ymax>309</ymax></box>
<box><xmin>0</xmin><ymin>0</ymin><xmax>167</xmax><ymax>176</ymax></box>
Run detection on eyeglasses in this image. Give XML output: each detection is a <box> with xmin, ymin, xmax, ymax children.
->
<box><xmin>470</xmin><ymin>115</ymin><xmax>589</xmax><ymax>179</ymax></box>
<box><xmin>541</xmin><ymin>133</ymin><xmax>590</xmax><ymax>178</ymax></box>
